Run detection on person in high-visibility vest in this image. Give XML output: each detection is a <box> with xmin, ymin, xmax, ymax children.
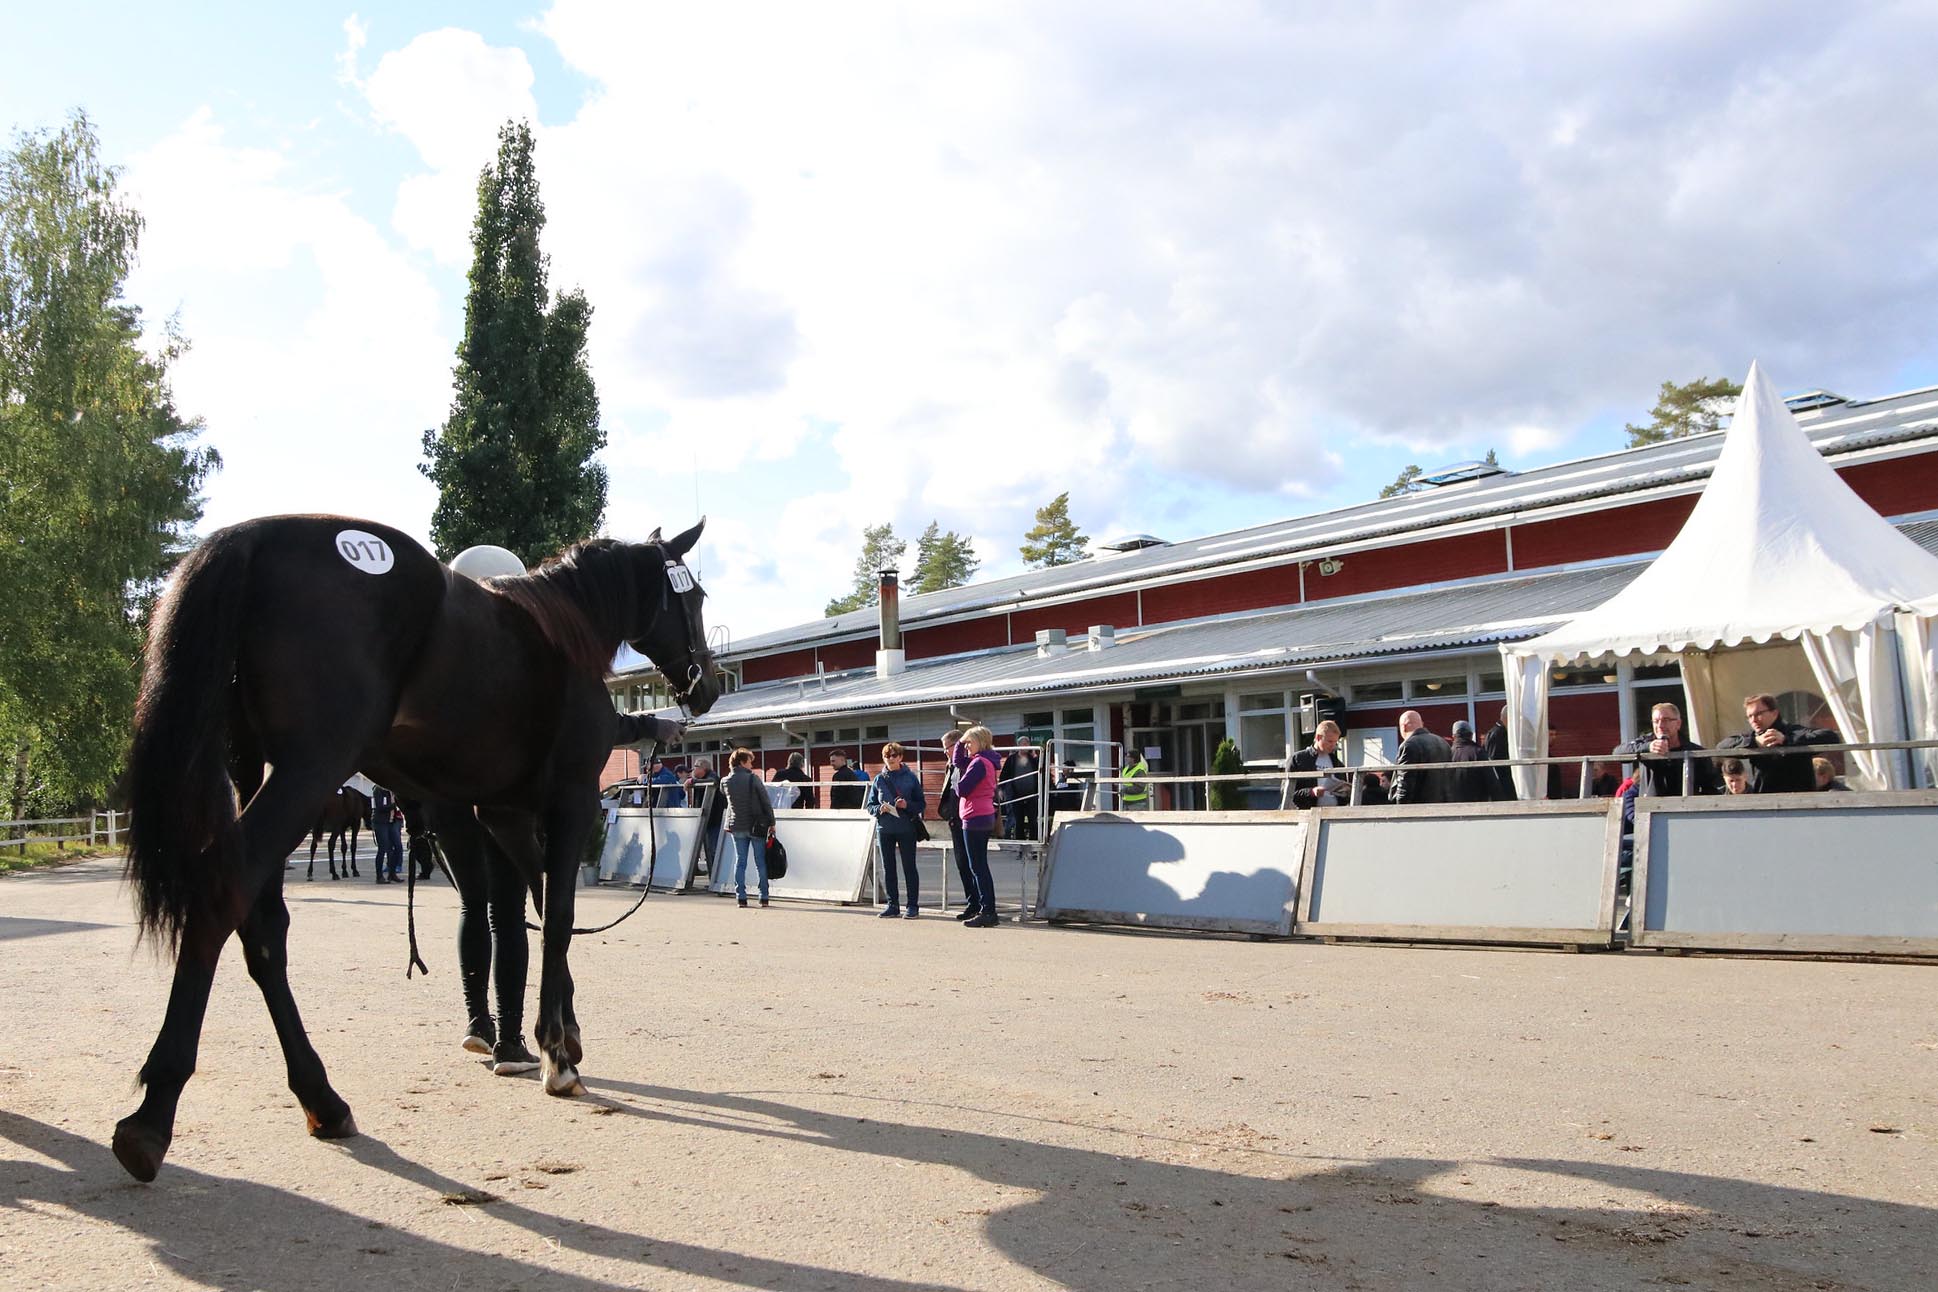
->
<box><xmin>1120</xmin><ymin>752</ymin><xmax>1151</xmax><ymax>810</ymax></box>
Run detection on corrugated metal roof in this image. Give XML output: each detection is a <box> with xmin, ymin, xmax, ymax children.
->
<box><xmin>687</xmin><ymin>562</ymin><xmax>1645</xmax><ymax>727</ymax></box>
<box><xmin>718</xmin><ymin>384</ymin><xmax>1938</xmax><ymax>659</ymax></box>
<box><xmin>682</xmin><ymin>514</ymin><xmax>1938</xmax><ymax>728</ymax></box>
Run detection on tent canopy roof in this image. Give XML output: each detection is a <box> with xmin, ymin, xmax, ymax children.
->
<box><xmin>1513</xmin><ymin>362</ymin><xmax>1938</xmax><ymax>664</ymax></box>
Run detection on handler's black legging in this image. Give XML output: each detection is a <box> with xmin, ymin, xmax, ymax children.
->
<box><xmin>435</xmin><ymin>806</ymin><xmax>529</xmax><ymax>1044</ymax></box>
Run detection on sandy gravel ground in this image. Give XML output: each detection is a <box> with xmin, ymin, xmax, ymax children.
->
<box><xmin>1</xmin><ymin>855</ymin><xmax>1932</xmax><ymax>1291</ymax></box>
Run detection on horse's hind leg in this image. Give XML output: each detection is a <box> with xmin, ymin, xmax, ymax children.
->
<box><xmin>238</xmin><ymin>879</ymin><xmax>355</xmax><ymax>1140</ymax></box>
<box><xmin>112</xmin><ymin>911</ymin><xmax>230</xmax><ymax>1182</ymax></box>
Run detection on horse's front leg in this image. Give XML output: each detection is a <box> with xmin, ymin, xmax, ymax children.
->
<box><xmin>533</xmin><ymin>805</ymin><xmax>595</xmax><ymax>1096</ymax></box>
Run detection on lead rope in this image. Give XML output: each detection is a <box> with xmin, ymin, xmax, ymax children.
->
<box><xmin>526</xmin><ymin>758</ymin><xmax>664</xmax><ymax>936</ymax></box>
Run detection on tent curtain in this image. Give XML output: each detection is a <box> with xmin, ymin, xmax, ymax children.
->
<box><xmin>1678</xmin><ymin>651</ymin><xmax>1720</xmax><ymax>747</ymax></box>
<box><xmin>1799</xmin><ymin>619</ymin><xmax>1904</xmax><ymax>790</ymax></box>
<box><xmin>1501</xmin><ymin>646</ymin><xmax>1550</xmax><ymax>800</ymax></box>
<box><xmin>1893</xmin><ymin>611</ymin><xmax>1937</xmax><ymax>789</ymax></box>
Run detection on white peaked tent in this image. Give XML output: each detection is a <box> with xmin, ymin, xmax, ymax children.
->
<box><xmin>1503</xmin><ymin>362</ymin><xmax>1938</xmax><ymax>795</ymax></box>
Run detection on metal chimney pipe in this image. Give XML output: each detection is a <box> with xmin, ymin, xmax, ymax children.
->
<box><xmin>876</xmin><ymin>567</ymin><xmax>906</xmax><ymax>677</ymax></box>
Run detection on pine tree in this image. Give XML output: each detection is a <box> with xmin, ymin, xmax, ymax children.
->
<box><xmin>1379</xmin><ymin>464</ymin><xmax>1423</xmax><ymax>498</ymax></box>
<box><xmin>1019</xmin><ymin>492</ymin><xmax>1089</xmax><ymax>568</ymax></box>
<box><xmin>912</xmin><ymin>521</ymin><xmax>979</xmax><ymax>593</ymax></box>
<box><xmin>824</xmin><ymin>523</ymin><xmax>907</xmax><ymax>616</ymax></box>
<box><xmin>0</xmin><ymin>112</ymin><xmax>217</xmax><ymax>816</ymax></box>
<box><xmin>1624</xmin><ymin>376</ymin><xmax>1743</xmax><ymax>447</ymax></box>
<box><xmin>421</xmin><ymin>120</ymin><xmax>605</xmax><ymax>561</ymax></box>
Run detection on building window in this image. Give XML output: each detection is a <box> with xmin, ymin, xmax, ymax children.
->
<box><xmin>1240</xmin><ymin>712</ymin><xmax>1289</xmax><ymax>762</ymax></box>
<box><xmin>1351</xmin><ymin>680</ymin><xmax>1403</xmax><ymax>704</ymax></box>
<box><xmin>1548</xmin><ymin>666</ymin><xmax>1613</xmax><ymax>689</ymax></box>
<box><xmin>1411</xmin><ymin>674</ymin><xmax>1468</xmax><ymax>698</ymax></box>
<box><xmin>865</xmin><ymin>725</ymin><xmax>888</xmax><ymax>740</ymax></box>
<box><xmin>1477</xmin><ymin>670</ymin><xmax>1506</xmax><ymax>695</ymax></box>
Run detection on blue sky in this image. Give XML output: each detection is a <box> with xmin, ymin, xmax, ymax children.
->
<box><xmin>7</xmin><ymin>3</ymin><xmax>1936</xmax><ymax>638</ymax></box>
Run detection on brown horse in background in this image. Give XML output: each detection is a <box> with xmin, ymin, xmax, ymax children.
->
<box><xmin>306</xmin><ymin>786</ymin><xmax>368</xmax><ymax>880</ymax></box>
<box><xmin>116</xmin><ymin>514</ymin><xmax>718</xmax><ymax>1182</ymax></box>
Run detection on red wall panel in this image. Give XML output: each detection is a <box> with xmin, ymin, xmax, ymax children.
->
<box><xmin>816</xmin><ymin>638</ymin><xmax>876</xmax><ymax>672</ymax></box>
<box><xmin>1837</xmin><ymin>452</ymin><xmax>1938</xmax><ymax>518</ymax></box>
<box><xmin>1509</xmin><ymin>497</ymin><xmax>1695</xmax><ymax>571</ymax></box>
<box><xmin>741</xmin><ymin>648</ymin><xmax>816</xmax><ymax>685</ymax></box>
<box><xmin>905</xmin><ymin>614</ymin><xmax>1009</xmax><ymax>660</ymax></box>
<box><xmin>1302</xmin><ymin>531</ymin><xmax>1510</xmax><ymax>604</ymax></box>
<box><xmin>1140</xmin><ymin>566</ymin><xmax>1298</xmax><ymax>623</ymax></box>
<box><xmin>1011</xmin><ymin>592</ymin><xmax>1142</xmax><ymax>641</ymax></box>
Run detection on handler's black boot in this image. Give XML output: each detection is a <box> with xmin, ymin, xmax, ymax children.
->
<box><xmin>462</xmin><ymin>1015</ymin><xmax>496</xmax><ymax>1056</ymax></box>
<box><xmin>491</xmin><ymin>1038</ymin><xmax>540</xmax><ymax>1077</ymax></box>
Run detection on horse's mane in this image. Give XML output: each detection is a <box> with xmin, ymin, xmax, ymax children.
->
<box><xmin>484</xmin><ymin>539</ymin><xmax>645</xmax><ymax>677</ymax></box>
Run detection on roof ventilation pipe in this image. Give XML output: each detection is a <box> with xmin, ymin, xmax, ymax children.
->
<box><xmin>1087</xmin><ymin>624</ymin><xmax>1115</xmax><ymax>651</ymax></box>
<box><xmin>876</xmin><ymin>568</ymin><xmax>906</xmax><ymax>678</ymax></box>
<box><xmin>1036</xmin><ymin>628</ymin><xmax>1069</xmax><ymax>658</ymax></box>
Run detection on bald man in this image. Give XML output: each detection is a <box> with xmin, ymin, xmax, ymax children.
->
<box><xmin>1390</xmin><ymin>710</ymin><xmax>1452</xmax><ymax>805</ymax></box>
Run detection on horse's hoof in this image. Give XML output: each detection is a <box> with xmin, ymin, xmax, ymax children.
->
<box><xmin>305</xmin><ymin>1105</ymin><xmax>358</xmax><ymax>1140</ymax></box>
<box><xmin>541</xmin><ymin>1056</ymin><xmax>585</xmax><ymax>1097</ymax></box>
<box><xmin>111</xmin><ymin>1116</ymin><xmax>169</xmax><ymax>1183</ymax></box>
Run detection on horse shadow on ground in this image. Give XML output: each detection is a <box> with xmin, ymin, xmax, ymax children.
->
<box><xmin>4</xmin><ymin>1084</ymin><xmax>1926</xmax><ymax>1292</ymax></box>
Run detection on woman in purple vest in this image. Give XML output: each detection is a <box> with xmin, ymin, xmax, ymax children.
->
<box><xmin>949</xmin><ymin>725</ymin><xmax>1004</xmax><ymax>927</ymax></box>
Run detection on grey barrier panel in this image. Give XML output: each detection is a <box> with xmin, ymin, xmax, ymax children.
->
<box><xmin>707</xmin><ymin>809</ymin><xmax>876</xmax><ymax>903</ymax></box>
<box><xmin>597</xmin><ymin>807</ymin><xmax>704</xmax><ymax>890</ymax></box>
<box><xmin>1296</xmin><ymin>801</ymin><xmax>1621</xmax><ymax>946</ymax></box>
<box><xmin>1632</xmin><ymin>791</ymin><xmax>1938</xmax><ymax>955</ymax></box>
<box><xmin>1037</xmin><ymin>811</ymin><xmax>1307</xmax><ymax>936</ymax></box>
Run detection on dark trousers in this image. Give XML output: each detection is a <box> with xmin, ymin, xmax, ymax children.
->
<box><xmin>432</xmin><ymin>805</ymin><xmax>529</xmax><ymax>1044</ymax></box>
<box><xmin>878</xmin><ymin>828</ymin><xmax>918</xmax><ymax>911</ymax></box>
<box><xmin>947</xmin><ymin>818</ymin><xmax>973</xmax><ymax>908</ymax></box>
<box><xmin>964</xmin><ymin>827</ymin><xmax>996</xmax><ymax>915</ymax></box>
<box><xmin>371</xmin><ymin>819</ymin><xmax>403</xmax><ymax>876</ymax></box>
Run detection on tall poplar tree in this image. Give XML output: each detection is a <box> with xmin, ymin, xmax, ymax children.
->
<box><xmin>0</xmin><ymin>112</ymin><xmax>216</xmax><ymax>816</ymax></box>
<box><xmin>421</xmin><ymin>120</ymin><xmax>605</xmax><ymax>561</ymax></box>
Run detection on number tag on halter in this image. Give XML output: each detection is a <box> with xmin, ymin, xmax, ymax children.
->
<box><xmin>335</xmin><ymin>530</ymin><xmax>394</xmax><ymax>574</ymax></box>
<box><xmin>666</xmin><ymin>562</ymin><xmax>695</xmax><ymax>593</ymax></box>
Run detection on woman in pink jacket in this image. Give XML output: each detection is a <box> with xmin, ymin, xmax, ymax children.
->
<box><xmin>949</xmin><ymin>725</ymin><xmax>1004</xmax><ymax>927</ymax></box>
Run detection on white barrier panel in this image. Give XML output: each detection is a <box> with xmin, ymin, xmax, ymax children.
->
<box><xmin>597</xmin><ymin>807</ymin><xmax>705</xmax><ymax>890</ymax></box>
<box><xmin>708</xmin><ymin>810</ymin><xmax>876</xmax><ymax>903</ymax></box>
<box><xmin>1038</xmin><ymin>811</ymin><xmax>1307</xmax><ymax>935</ymax></box>
<box><xmin>1632</xmin><ymin>791</ymin><xmax>1938</xmax><ymax>955</ymax></box>
<box><xmin>1296</xmin><ymin>802</ymin><xmax>1620</xmax><ymax>947</ymax></box>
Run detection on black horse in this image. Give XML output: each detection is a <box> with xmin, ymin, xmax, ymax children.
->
<box><xmin>306</xmin><ymin>786</ymin><xmax>368</xmax><ymax>881</ymax></box>
<box><xmin>116</xmin><ymin>514</ymin><xmax>719</xmax><ymax>1181</ymax></box>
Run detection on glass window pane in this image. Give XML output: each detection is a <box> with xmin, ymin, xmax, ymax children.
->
<box><xmin>1063</xmin><ymin>708</ymin><xmax>1093</xmax><ymax>724</ymax></box>
<box><xmin>1477</xmin><ymin>671</ymin><xmax>1505</xmax><ymax>694</ymax></box>
<box><xmin>1412</xmin><ymin>675</ymin><xmax>1468</xmax><ymax>698</ymax></box>
<box><xmin>1238</xmin><ymin>692</ymin><xmax>1284</xmax><ymax>712</ymax></box>
<box><xmin>1352</xmin><ymin>680</ymin><xmax>1403</xmax><ymax>703</ymax></box>
<box><xmin>1632</xmin><ymin>662</ymin><xmax>1680</xmax><ymax>682</ymax></box>
<box><xmin>1022</xmin><ymin>711</ymin><xmax>1054</xmax><ymax>728</ymax></box>
<box><xmin>1240</xmin><ymin>713</ymin><xmax>1287</xmax><ymax>762</ymax></box>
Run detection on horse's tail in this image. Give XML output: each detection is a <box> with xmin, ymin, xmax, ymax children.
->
<box><xmin>126</xmin><ymin>528</ymin><xmax>253</xmax><ymax>951</ymax></box>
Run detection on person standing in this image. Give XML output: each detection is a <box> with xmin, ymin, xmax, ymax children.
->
<box><xmin>722</xmin><ymin>748</ymin><xmax>775</xmax><ymax>907</ymax></box>
<box><xmin>1003</xmin><ymin>737</ymin><xmax>1041</xmax><ymax>840</ymax></box>
<box><xmin>773</xmin><ymin>751</ymin><xmax>818</xmax><ymax>809</ymax></box>
<box><xmin>369</xmin><ymin>783</ymin><xmax>404</xmax><ymax>882</ymax></box>
<box><xmin>1482</xmin><ymin>706</ymin><xmax>1517</xmax><ymax>801</ymax></box>
<box><xmin>866</xmin><ymin>743</ymin><xmax>927</xmax><ymax>918</ymax></box>
<box><xmin>1119</xmin><ymin>749</ymin><xmax>1151</xmax><ymax>811</ymax></box>
<box><xmin>1717</xmin><ymin>693</ymin><xmax>1839</xmax><ymax>794</ymax></box>
<box><xmin>687</xmin><ymin>758</ymin><xmax>722</xmax><ymax>874</ymax></box>
<box><xmin>937</xmin><ymin>730</ymin><xmax>977</xmax><ymax>920</ymax></box>
<box><xmin>1447</xmin><ymin>720</ymin><xmax>1497</xmax><ymax>803</ymax></box>
<box><xmin>1284</xmin><ymin>720</ymin><xmax>1347</xmax><ymax>807</ymax></box>
<box><xmin>647</xmin><ymin>756</ymin><xmax>686</xmax><ymax>808</ymax></box>
<box><xmin>1612</xmin><ymin>701</ymin><xmax>1721</xmax><ymax>797</ymax></box>
<box><xmin>1390</xmin><ymin>711</ymin><xmax>1452</xmax><ymax>805</ymax></box>
<box><xmin>828</xmin><ymin>750</ymin><xmax>868</xmax><ymax>808</ymax></box>
<box><xmin>951</xmin><ymin>726</ymin><xmax>1005</xmax><ymax>927</ymax></box>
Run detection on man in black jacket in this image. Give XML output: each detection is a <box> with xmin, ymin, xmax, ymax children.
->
<box><xmin>1716</xmin><ymin>693</ymin><xmax>1838</xmax><ymax>794</ymax></box>
<box><xmin>1284</xmin><ymin>720</ymin><xmax>1347</xmax><ymax>807</ymax></box>
<box><xmin>1482</xmin><ymin>706</ymin><xmax>1516</xmax><ymax>801</ymax></box>
<box><xmin>1390</xmin><ymin>711</ymin><xmax>1452</xmax><ymax>804</ymax></box>
<box><xmin>828</xmin><ymin>750</ymin><xmax>868</xmax><ymax>808</ymax></box>
<box><xmin>1612</xmin><ymin>700</ymin><xmax>1722</xmax><ymax>797</ymax></box>
<box><xmin>1447</xmin><ymin>720</ymin><xmax>1497</xmax><ymax>803</ymax></box>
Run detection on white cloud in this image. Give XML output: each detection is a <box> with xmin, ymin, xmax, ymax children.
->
<box><xmin>121</xmin><ymin>109</ymin><xmax>451</xmax><ymax>542</ymax></box>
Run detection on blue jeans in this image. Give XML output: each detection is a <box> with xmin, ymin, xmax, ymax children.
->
<box><xmin>964</xmin><ymin>827</ymin><xmax>995</xmax><ymax>915</ymax></box>
<box><xmin>732</xmin><ymin>832</ymin><xmax>769</xmax><ymax>902</ymax></box>
<box><xmin>947</xmin><ymin>818</ymin><xmax>973</xmax><ymax>909</ymax></box>
<box><xmin>878</xmin><ymin>828</ymin><xmax>918</xmax><ymax>911</ymax></box>
<box><xmin>371</xmin><ymin>819</ymin><xmax>403</xmax><ymax>876</ymax></box>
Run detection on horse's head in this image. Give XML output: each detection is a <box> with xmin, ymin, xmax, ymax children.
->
<box><xmin>632</xmin><ymin>519</ymin><xmax>722</xmax><ymax>716</ymax></box>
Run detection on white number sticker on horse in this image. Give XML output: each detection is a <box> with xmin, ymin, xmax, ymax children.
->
<box><xmin>666</xmin><ymin>562</ymin><xmax>695</xmax><ymax>593</ymax></box>
<box><xmin>335</xmin><ymin>530</ymin><xmax>395</xmax><ymax>575</ymax></box>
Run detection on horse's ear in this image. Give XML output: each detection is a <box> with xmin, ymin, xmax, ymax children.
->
<box><xmin>646</xmin><ymin>527</ymin><xmax>663</xmax><ymax>543</ymax></box>
<box><xmin>666</xmin><ymin>517</ymin><xmax>705</xmax><ymax>559</ymax></box>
